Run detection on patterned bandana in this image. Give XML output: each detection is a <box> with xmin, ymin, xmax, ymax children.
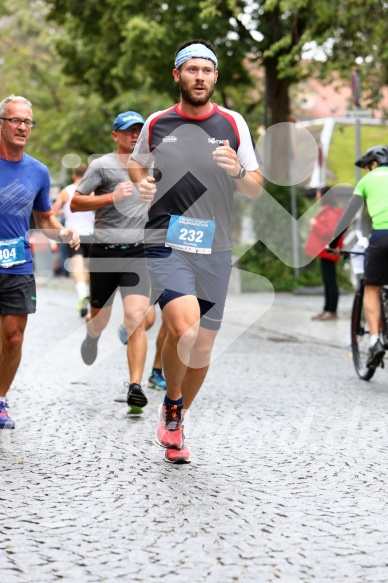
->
<box><xmin>174</xmin><ymin>44</ymin><xmax>218</xmax><ymax>70</ymax></box>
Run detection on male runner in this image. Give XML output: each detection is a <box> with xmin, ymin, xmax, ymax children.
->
<box><xmin>71</xmin><ymin>111</ymin><xmax>150</xmax><ymax>413</ymax></box>
<box><xmin>129</xmin><ymin>40</ymin><xmax>263</xmax><ymax>461</ymax></box>
<box><xmin>52</xmin><ymin>164</ymin><xmax>94</xmax><ymax>317</ymax></box>
<box><xmin>0</xmin><ymin>95</ymin><xmax>80</xmax><ymax>429</ymax></box>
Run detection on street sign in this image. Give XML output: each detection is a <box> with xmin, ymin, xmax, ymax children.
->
<box><xmin>345</xmin><ymin>109</ymin><xmax>372</xmax><ymax>119</ymax></box>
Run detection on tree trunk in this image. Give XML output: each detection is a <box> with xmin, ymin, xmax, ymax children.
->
<box><xmin>265</xmin><ymin>57</ymin><xmax>291</xmax><ymax>126</ymax></box>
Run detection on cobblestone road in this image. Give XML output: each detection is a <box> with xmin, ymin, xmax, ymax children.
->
<box><xmin>1</xmin><ymin>286</ymin><xmax>388</xmax><ymax>582</ymax></box>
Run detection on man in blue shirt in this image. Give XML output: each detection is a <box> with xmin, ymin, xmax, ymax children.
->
<box><xmin>0</xmin><ymin>94</ymin><xmax>80</xmax><ymax>429</ymax></box>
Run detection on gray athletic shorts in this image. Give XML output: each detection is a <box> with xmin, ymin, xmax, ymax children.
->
<box><xmin>0</xmin><ymin>273</ymin><xmax>36</xmax><ymax>314</ymax></box>
<box><xmin>146</xmin><ymin>247</ymin><xmax>232</xmax><ymax>330</ymax></box>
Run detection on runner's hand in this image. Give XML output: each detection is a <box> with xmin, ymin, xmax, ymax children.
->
<box><xmin>212</xmin><ymin>139</ymin><xmax>240</xmax><ymax>176</ymax></box>
<box><xmin>59</xmin><ymin>228</ymin><xmax>80</xmax><ymax>250</ymax></box>
<box><xmin>139</xmin><ymin>176</ymin><xmax>156</xmax><ymax>205</ymax></box>
<box><xmin>112</xmin><ymin>181</ymin><xmax>133</xmax><ymax>203</ymax></box>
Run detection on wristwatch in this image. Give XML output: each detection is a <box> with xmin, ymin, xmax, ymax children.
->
<box><xmin>230</xmin><ymin>166</ymin><xmax>246</xmax><ymax>179</ymax></box>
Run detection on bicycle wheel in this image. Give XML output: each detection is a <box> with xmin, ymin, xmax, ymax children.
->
<box><xmin>351</xmin><ymin>281</ymin><xmax>376</xmax><ymax>380</ymax></box>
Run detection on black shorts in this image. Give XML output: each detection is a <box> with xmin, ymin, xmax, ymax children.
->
<box><xmin>88</xmin><ymin>243</ymin><xmax>150</xmax><ymax>309</ymax></box>
<box><xmin>68</xmin><ymin>242</ymin><xmax>91</xmax><ymax>259</ymax></box>
<box><xmin>0</xmin><ymin>273</ymin><xmax>36</xmax><ymax>314</ymax></box>
<box><xmin>364</xmin><ymin>230</ymin><xmax>388</xmax><ymax>286</ymax></box>
<box><xmin>146</xmin><ymin>247</ymin><xmax>232</xmax><ymax>330</ymax></box>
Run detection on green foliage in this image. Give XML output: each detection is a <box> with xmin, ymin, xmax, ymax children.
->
<box><xmin>327</xmin><ymin>124</ymin><xmax>388</xmax><ymax>186</ymax></box>
<box><xmin>238</xmin><ymin>182</ymin><xmax>354</xmax><ymax>291</ymax></box>
<box><xmin>48</xmin><ymin>0</ymin><xmax>254</xmax><ymax>105</ymax></box>
<box><xmin>2</xmin><ymin>0</ymin><xmax>386</xmax><ymax>182</ymax></box>
<box><xmin>0</xmin><ymin>0</ymin><xmax>176</xmax><ymax>177</ymax></box>
<box><xmin>0</xmin><ymin>0</ymin><xmax>114</xmax><ymax>176</ymax></box>
<box><xmin>239</xmin><ymin>246</ymin><xmax>352</xmax><ymax>292</ymax></box>
<box><xmin>46</xmin><ymin>0</ymin><xmax>388</xmax><ymax>131</ymax></box>
<box><xmin>238</xmin><ymin>182</ymin><xmax>305</xmax><ymax>290</ymax></box>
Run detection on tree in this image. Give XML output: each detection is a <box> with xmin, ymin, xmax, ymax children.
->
<box><xmin>46</xmin><ymin>0</ymin><xmax>388</xmax><ymax>188</ymax></box>
<box><xmin>0</xmin><ymin>0</ymin><xmax>117</xmax><ymax>176</ymax></box>
<box><xmin>47</xmin><ymin>0</ymin><xmax>388</xmax><ymax>129</ymax></box>
<box><xmin>47</xmin><ymin>0</ymin><xmax>263</xmax><ymax>126</ymax></box>
<box><xmin>242</xmin><ymin>0</ymin><xmax>388</xmax><ymax>124</ymax></box>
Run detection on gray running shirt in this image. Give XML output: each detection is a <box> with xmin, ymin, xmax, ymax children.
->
<box><xmin>76</xmin><ymin>152</ymin><xmax>148</xmax><ymax>244</ymax></box>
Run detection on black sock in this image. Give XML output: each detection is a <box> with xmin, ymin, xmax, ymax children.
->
<box><xmin>164</xmin><ymin>395</ymin><xmax>183</xmax><ymax>408</ymax></box>
<box><xmin>152</xmin><ymin>368</ymin><xmax>162</xmax><ymax>375</ymax></box>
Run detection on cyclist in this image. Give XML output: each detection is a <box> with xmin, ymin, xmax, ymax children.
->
<box><xmin>328</xmin><ymin>145</ymin><xmax>388</xmax><ymax>369</ymax></box>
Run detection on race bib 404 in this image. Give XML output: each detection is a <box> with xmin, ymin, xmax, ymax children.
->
<box><xmin>165</xmin><ymin>216</ymin><xmax>215</xmax><ymax>254</ymax></box>
<box><xmin>0</xmin><ymin>237</ymin><xmax>26</xmax><ymax>268</ymax></box>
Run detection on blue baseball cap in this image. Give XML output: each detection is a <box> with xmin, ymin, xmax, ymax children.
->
<box><xmin>113</xmin><ymin>111</ymin><xmax>145</xmax><ymax>131</ymax></box>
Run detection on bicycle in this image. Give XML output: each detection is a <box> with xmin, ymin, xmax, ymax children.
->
<box><xmin>343</xmin><ymin>249</ymin><xmax>388</xmax><ymax>380</ymax></box>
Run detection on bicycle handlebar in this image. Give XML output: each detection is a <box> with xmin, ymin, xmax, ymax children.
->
<box><xmin>340</xmin><ymin>249</ymin><xmax>365</xmax><ymax>259</ymax></box>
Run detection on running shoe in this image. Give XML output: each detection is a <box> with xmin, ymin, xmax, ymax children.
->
<box><xmin>164</xmin><ymin>443</ymin><xmax>191</xmax><ymax>464</ymax></box>
<box><xmin>0</xmin><ymin>402</ymin><xmax>15</xmax><ymax>429</ymax></box>
<box><xmin>81</xmin><ymin>333</ymin><xmax>100</xmax><ymax>365</ymax></box>
<box><xmin>118</xmin><ymin>324</ymin><xmax>128</xmax><ymax>345</ymax></box>
<box><xmin>148</xmin><ymin>369</ymin><xmax>166</xmax><ymax>390</ymax></box>
<box><xmin>155</xmin><ymin>403</ymin><xmax>184</xmax><ymax>449</ymax></box>
<box><xmin>77</xmin><ymin>296</ymin><xmax>89</xmax><ymax>318</ymax></box>
<box><xmin>126</xmin><ymin>382</ymin><xmax>148</xmax><ymax>410</ymax></box>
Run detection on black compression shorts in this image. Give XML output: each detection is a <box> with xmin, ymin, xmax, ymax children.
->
<box><xmin>88</xmin><ymin>243</ymin><xmax>150</xmax><ymax>309</ymax></box>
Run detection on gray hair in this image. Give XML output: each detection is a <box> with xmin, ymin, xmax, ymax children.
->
<box><xmin>0</xmin><ymin>95</ymin><xmax>32</xmax><ymax>118</ymax></box>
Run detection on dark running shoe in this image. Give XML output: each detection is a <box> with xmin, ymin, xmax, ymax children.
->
<box><xmin>81</xmin><ymin>333</ymin><xmax>100</xmax><ymax>365</ymax></box>
<box><xmin>126</xmin><ymin>382</ymin><xmax>148</xmax><ymax>409</ymax></box>
<box><xmin>0</xmin><ymin>402</ymin><xmax>15</xmax><ymax>429</ymax></box>
<box><xmin>366</xmin><ymin>339</ymin><xmax>385</xmax><ymax>369</ymax></box>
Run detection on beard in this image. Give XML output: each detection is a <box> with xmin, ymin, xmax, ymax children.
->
<box><xmin>179</xmin><ymin>77</ymin><xmax>215</xmax><ymax>107</ymax></box>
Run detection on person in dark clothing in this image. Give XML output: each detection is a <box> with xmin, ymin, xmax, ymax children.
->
<box><xmin>305</xmin><ymin>186</ymin><xmax>344</xmax><ymax>320</ymax></box>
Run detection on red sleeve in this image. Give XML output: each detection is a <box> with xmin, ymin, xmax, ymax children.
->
<box><xmin>313</xmin><ymin>207</ymin><xmax>343</xmax><ymax>238</ymax></box>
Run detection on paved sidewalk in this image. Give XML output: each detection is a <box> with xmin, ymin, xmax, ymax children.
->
<box><xmin>42</xmin><ymin>275</ymin><xmax>354</xmax><ymax>350</ymax></box>
<box><xmin>4</xmin><ymin>282</ymin><xmax>386</xmax><ymax>583</ymax></box>
<box><xmin>242</xmin><ymin>290</ymin><xmax>354</xmax><ymax>349</ymax></box>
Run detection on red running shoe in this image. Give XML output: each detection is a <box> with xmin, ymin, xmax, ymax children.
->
<box><xmin>165</xmin><ymin>443</ymin><xmax>191</xmax><ymax>464</ymax></box>
<box><xmin>155</xmin><ymin>403</ymin><xmax>184</xmax><ymax>449</ymax></box>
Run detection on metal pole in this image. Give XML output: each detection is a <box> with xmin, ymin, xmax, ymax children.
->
<box><xmin>290</xmin><ymin>182</ymin><xmax>299</xmax><ymax>279</ymax></box>
<box><xmin>289</xmin><ymin>124</ymin><xmax>299</xmax><ymax>279</ymax></box>
<box><xmin>264</xmin><ymin>67</ymin><xmax>269</xmax><ymax>130</ymax></box>
<box><xmin>353</xmin><ymin>71</ymin><xmax>362</xmax><ymax>231</ymax></box>
<box><xmin>355</xmin><ymin>117</ymin><xmax>361</xmax><ymax>184</ymax></box>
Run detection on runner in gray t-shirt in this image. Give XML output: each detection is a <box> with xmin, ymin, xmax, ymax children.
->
<box><xmin>77</xmin><ymin>152</ymin><xmax>147</xmax><ymax>245</ymax></box>
<box><xmin>71</xmin><ymin>111</ymin><xmax>162</xmax><ymax>414</ymax></box>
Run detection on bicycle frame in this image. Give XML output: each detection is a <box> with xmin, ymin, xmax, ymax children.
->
<box><xmin>380</xmin><ymin>286</ymin><xmax>388</xmax><ymax>348</ymax></box>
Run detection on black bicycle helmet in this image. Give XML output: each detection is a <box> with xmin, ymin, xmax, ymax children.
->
<box><xmin>355</xmin><ymin>145</ymin><xmax>388</xmax><ymax>168</ymax></box>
